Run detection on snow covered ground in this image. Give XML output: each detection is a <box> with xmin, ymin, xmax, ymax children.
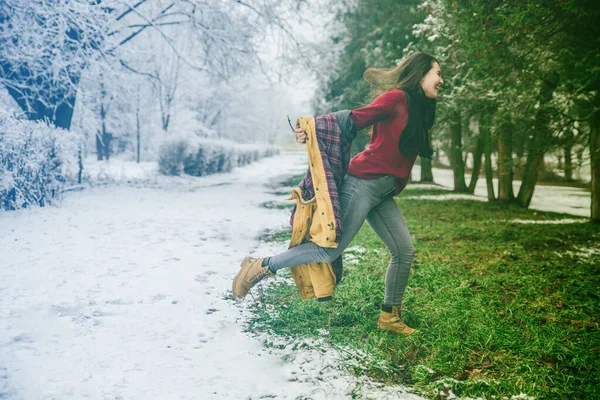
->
<box><xmin>0</xmin><ymin>152</ymin><xmax>425</xmax><ymax>400</ymax></box>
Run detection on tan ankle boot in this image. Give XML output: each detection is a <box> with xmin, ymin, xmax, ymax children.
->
<box><xmin>378</xmin><ymin>305</ymin><xmax>419</xmax><ymax>335</ymax></box>
<box><xmin>232</xmin><ymin>257</ymin><xmax>273</xmax><ymax>301</ymax></box>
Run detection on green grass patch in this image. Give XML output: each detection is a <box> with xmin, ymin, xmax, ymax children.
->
<box><xmin>276</xmin><ymin>173</ymin><xmax>306</xmax><ymax>188</ymax></box>
<box><xmin>264</xmin><ymin>228</ymin><xmax>292</xmax><ymax>242</ymax></box>
<box><xmin>261</xmin><ymin>201</ymin><xmax>295</xmax><ymax>210</ymax></box>
<box><xmin>247</xmin><ymin>192</ymin><xmax>600</xmax><ymax>399</ymax></box>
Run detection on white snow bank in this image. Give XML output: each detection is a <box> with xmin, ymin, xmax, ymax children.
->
<box><xmin>70</xmin><ymin>157</ymin><xmax>158</xmax><ymax>184</ymax></box>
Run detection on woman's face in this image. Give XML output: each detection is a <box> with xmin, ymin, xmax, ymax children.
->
<box><xmin>420</xmin><ymin>61</ymin><xmax>443</xmax><ymax>99</ymax></box>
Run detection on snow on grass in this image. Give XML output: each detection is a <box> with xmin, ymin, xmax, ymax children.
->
<box><xmin>342</xmin><ymin>253</ymin><xmax>361</xmax><ymax>265</ymax></box>
<box><xmin>238</xmin><ymin>323</ymin><xmax>425</xmax><ymax>399</ymax></box>
<box><xmin>411</xmin><ymin>164</ymin><xmax>591</xmax><ymax>217</ymax></box>
<box><xmin>343</xmin><ymin>246</ymin><xmax>367</xmax><ymax>265</ymax></box>
<box><xmin>265</xmin><ymin>338</ymin><xmax>425</xmax><ymax>400</ymax></box>
<box><xmin>401</xmin><ymin>193</ymin><xmax>488</xmax><ymax>202</ymax></box>
<box><xmin>404</xmin><ymin>183</ymin><xmax>452</xmax><ymax>191</ymax></box>
<box><xmin>561</xmin><ymin>246</ymin><xmax>600</xmax><ymax>260</ymax></box>
<box><xmin>345</xmin><ymin>245</ymin><xmax>368</xmax><ymax>254</ymax></box>
<box><xmin>507</xmin><ymin>218</ymin><xmax>588</xmax><ymax>224</ymax></box>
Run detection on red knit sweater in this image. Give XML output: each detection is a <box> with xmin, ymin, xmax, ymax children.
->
<box><xmin>347</xmin><ymin>89</ymin><xmax>417</xmax><ymax>195</ymax></box>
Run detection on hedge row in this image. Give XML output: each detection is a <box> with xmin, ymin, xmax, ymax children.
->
<box><xmin>158</xmin><ymin>138</ymin><xmax>279</xmax><ymax>177</ymax></box>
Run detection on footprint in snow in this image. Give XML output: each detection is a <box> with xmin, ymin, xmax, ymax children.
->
<box><xmin>150</xmin><ymin>294</ymin><xmax>167</xmax><ymax>303</ymax></box>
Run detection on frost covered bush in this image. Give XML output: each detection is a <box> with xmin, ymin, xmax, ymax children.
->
<box><xmin>158</xmin><ymin>137</ymin><xmax>279</xmax><ymax>177</ymax></box>
<box><xmin>184</xmin><ymin>142</ymin><xmax>234</xmax><ymax>176</ymax></box>
<box><xmin>158</xmin><ymin>140</ymin><xmax>189</xmax><ymax>176</ymax></box>
<box><xmin>0</xmin><ymin>116</ymin><xmax>76</xmax><ymax>210</ymax></box>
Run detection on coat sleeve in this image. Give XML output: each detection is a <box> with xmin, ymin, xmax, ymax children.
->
<box><xmin>331</xmin><ymin>110</ymin><xmax>357</xmax><ymax>143</ymax></box>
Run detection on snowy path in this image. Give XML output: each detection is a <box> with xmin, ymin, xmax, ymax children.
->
<box><xmin>0</xmin><ymin>152</ymin><xmax>424</xmax><ymax>400</ymax></box>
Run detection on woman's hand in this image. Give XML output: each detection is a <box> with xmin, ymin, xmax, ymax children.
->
<box><xmin>294</xmin><ymin>128</ymin><xmax>307</xmax><ymax>144</ymax></box>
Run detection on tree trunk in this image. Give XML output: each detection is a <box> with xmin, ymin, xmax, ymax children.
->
<box><xmin>591</xmin><ymin>92</ymin><xmax>600</xmax><ymax>223</ymax></box>
<box><xmin>77</xmin><ymin>148</ymin><xmax>83</xmax><ymax>184</ymax></box>
<box><xmin>517</xmin><ymin>73</ymin><xmax>559</xmax><ymax>208</ymax></box>
<box><xmin>96</xmin><ymin>134</ymin><xmax>104</xmax><ymax>161</ymax></box>
<box><xmin>102</xmin><ymin>131</ymin><xmax>112</xmax><ymax>161</ymax></box>
<box><xmin>97</xmin><ymin>101</ymin><xmax>112</xmax><ymax>161</ymax></box>
<box><xmin>481</xmin><ymin>111</ymin><xmax>496</xmax><ymax>200</ymax></box>
<box><xmin>162</xmin><ymin>113</ymin><xmax>170</xmax><ymax>132</ymax></box>
<box><xmin>468</xmin><ymin>135</ymin><xmax>484</xmax><ymax>194</ymax></box>
<box><xmin>561</xmin><ymin>127</ymin><xmax>574</xmax><ymax>180</ymax></box>
<box><xmin>564</xmin><ymin>145</ymin><xmax>573</xmax><ymax>181</ymax></box>
<box><xmin>517</xmin><ymin>134</ymin><xmax>545</xmax><ymax>207</ymax></box>
<box><xmin>450</xmin><ymin>113</ymin><xmax>468</xmax><ymax>192</ymax></box>
<box><xmin>497</xmin><ymin>123</ymin><xmax>514</xmax><ymax>202</ymax></box>
<box><xmin>136</xmin><ymin>106</ymin><xmax>141</xmax><ymax>163</ymax></box>
<box><xmin>420</xmin><ymin>157</ymin><xmax>434</xmax><ymax>182</ymax></box>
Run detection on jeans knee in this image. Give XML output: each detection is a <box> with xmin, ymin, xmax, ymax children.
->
<box><xmin>319</xmin><ymin>247</ymin><xmax>341</xmax><ymax>263</ymax></box>
<box><xmin>391</xmin><ymin>246</ymin><xmax>415</xmax><ymax>264</ymax></box>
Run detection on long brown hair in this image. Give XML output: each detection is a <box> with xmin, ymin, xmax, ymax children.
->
<box><xmin>363</xmin><ymin>52</ymin><xmax>438</xmax><ymax>158</ymax></box>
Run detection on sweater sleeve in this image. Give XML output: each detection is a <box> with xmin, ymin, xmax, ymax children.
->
<box><xmin>350</xmin><ymin>89</ymin><xmax>405</xmax><ymax>130</ymax></box>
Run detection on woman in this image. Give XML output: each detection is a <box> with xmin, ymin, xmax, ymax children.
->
<box><xmin>233</xmin><ymin>52</ymin><xmax>443</xmax><ymax>335</ymax></box>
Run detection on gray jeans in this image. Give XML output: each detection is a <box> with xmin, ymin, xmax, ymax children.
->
<box><xmin>268</xmin><ymin>174</ymin><xmax>415</xmax><ymax>306</ymax></box>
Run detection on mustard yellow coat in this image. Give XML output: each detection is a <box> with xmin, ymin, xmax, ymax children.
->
<box><xmin>288</xmin><ymin>117</ymin><xmax>338</xmax><ymax>300</ymax></box>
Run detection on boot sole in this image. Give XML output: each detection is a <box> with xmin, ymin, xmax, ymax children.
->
<box><xmin>378</xmin><ymin>322</ymin><xmax>420</xmax><ymax>336</ymax></box>
<box><xmin>232</xmin><ymin>257</ymin><xmax>251</xmax><ymax>302</ymax></box>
